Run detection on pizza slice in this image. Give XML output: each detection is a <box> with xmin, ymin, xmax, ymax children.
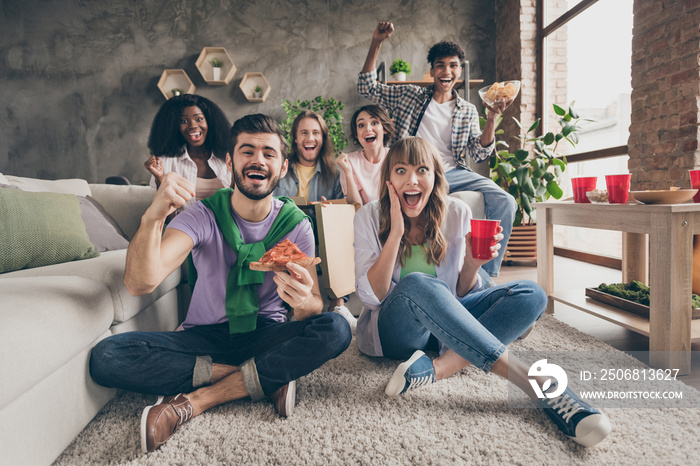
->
<box><xmin>249</xmin><ymin>238</ymin><xmax>321</xmax><ymax>272</ymax></box>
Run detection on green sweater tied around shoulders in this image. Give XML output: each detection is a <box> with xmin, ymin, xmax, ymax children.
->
<box><xmin>192</xmin><ymin>189</ymin><xmax>309</xmax><ymax>334</ymax></box>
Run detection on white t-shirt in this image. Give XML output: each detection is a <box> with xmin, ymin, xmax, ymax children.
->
<box><xmin>416</xmin><ymin>98</ymin><xmax>457</xmax><ymax>171</ymax></box>
<box><xmin>338</xmin><ymin>149</ymin><xmax>386</xmax><ymax>205</ymax></box>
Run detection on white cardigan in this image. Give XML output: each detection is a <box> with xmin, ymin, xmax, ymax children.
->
<box><xmin>352</xmin><ymin>197</ymin><xmax>483</xmax><ymax>357</ymax></box>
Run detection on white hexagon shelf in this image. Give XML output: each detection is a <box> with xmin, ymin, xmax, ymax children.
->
<box><xmin>195</xmin><ymin>47</ymin><xmax>237</xmax><ymax>85</ymax></box>
<box><xmin>157</xmin><ymin>69</ymin><xmax>196</xmax><ymax>99</ymax></box>
<box><xmin>239</xmin><ymin>72</ymin><xmax>271</xmax><ymax>103</ymax></box>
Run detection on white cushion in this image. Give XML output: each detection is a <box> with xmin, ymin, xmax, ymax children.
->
<box><xmin>1</xmin><ymin>250</ymin><xmax>181</xmax><ymax>325</ymax></box>
<box><xmin>0</xmin><ymin>172</ymin><xmax>8</xmax><ymax>184</ymax></box>
<box><xmin>89</xmin><ymin>184</ymin><xmax>156</xmax><ymax>240</ymax></box>
<box><xmin>0</xmin><ymin>276</ymin><xmax>113</xmax><ymax>409</ymax></box>
<box><xmin>3</xmin><ymin>175</ymin><xmax>91</xmax><ymax>197</ymax></box>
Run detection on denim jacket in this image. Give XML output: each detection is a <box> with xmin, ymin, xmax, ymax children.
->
<box><xmin>275</xmin><ymin>161</ymin><xmax>344</xmax><ymax>202</ymax></box>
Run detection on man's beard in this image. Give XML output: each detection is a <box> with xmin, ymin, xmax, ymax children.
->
<box><xmin>232</xmin><ymin>166</ymin><xmax>281</xmax><ymax>201</ymax></box>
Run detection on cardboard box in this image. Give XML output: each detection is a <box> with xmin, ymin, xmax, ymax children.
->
<box><xmin>313</xmin><ymin>202</ymin><xmax>357</xmax><ymax>299</ymax></box>
<box><xmin>290</xmin><ymin>198</ymin><xmax>359</xmax><ymax>299</ymax></box>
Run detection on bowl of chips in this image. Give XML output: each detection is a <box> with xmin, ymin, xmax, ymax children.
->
<box><xmin>478</xmin><ymin>80</ymin><xmax>521</xmax><ymax>107</ymax></box>
<box><xmin>586</xmin><ymin>189</ymin><xmax>609</xmax><ymax>204</ymax></box>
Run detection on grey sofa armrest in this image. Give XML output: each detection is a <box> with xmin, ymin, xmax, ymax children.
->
<box><xmin>449</xmin><ymin>191</ymin><xmax>486</xmax><ymax>219</ymax></box>
<box><xmin>89</xmin><ymin>184</ymin><xmax>156</xmax><ymax>240</ymax></box>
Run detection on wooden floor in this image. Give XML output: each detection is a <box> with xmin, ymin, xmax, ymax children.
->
<box><xmin>496</xmin><ymin>256</ymin><xmax>700</xmax><ymax>391</ymax></box>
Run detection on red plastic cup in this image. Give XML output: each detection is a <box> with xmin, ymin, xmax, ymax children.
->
<box><xmin>605</xmin><ymin>174</ymin><xmax>632</xmax><ymax>204</ymax></box>
<box><xmin>470</xmin><ymin>219</ymin><xmax>501</xmax><ymax>260</ymax></box>
<box><xmin>571</xmin><ymin>176</ymin><xmax>598</xmax><ymax>203</ymax></box>
<box><xmin>689</xmin><ymin>170</ymin><xmax>700</xmax><ymax>203</ymax></box>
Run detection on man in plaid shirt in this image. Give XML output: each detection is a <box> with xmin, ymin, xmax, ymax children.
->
<box><xmin>357</xmin><ymin>22</ymin><xmax>517</xmax><ymax>278</ymax></box>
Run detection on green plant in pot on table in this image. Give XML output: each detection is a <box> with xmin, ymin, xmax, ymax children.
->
<box><xmin>487</xmin><ymin>103</ymin><xmax>587</xmax><ymax>226</ymax></box>
<box><xmin>389</xmin><ymin>58</ymin><xmax>412</xmax><ymax>81</ymax></box>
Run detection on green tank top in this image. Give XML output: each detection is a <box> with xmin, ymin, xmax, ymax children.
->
<box><xmin>400</xmin><ymin>244</ymin><xmax>437</xmax><ymax>279</ymax></box>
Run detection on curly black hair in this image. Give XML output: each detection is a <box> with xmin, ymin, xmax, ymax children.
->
<box><xmin>426</xmin><ymin>41</ymin><xmax>466</xmax><ymax>67</ymax></box>
<box><xmin>147</xmin><ymin>94</ymin><xmax>231</xmax><ymax>159</ymax></box>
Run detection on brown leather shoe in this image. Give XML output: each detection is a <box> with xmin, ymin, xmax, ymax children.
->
<box><xmin>268</xmin><ymin>380</ymin><xmax>296</xmax><ymax>418</ymax></box>
<box><xmin>140</xmin><ymin>393</ymin><xmax>194</xmax><ymax>452</ymax></box>
<box><xmin>153</xmin><ymin>394</ymin><xmax>178</xmax><ymax>406</ymax></box>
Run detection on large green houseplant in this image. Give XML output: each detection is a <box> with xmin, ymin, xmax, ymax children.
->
<box><xmin>280</xmin><ymin>96</ymin><xmax>348</xmax><ymax>154</ymax></box>
<box><xmin>487</xmin><ymin>103</ymin><xmax>586</xmax><ymax>226</ymax></box>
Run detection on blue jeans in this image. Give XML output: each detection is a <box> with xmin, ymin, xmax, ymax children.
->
<box><xmin>378</xmin><ymin>273</ymin><xmax>546</xmax><ymax>372</ymax></box>
<box><xmin>445</xmin><ymin>167</ymin><xmax>517</xmax><ymax>276</ymax></box>
<box><xmin>90</xmin><ymin>313</ymin><xmax>351</xmax><ymax>398</ymax></box>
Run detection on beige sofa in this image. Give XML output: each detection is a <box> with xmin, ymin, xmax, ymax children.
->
<box><xmin>0</xmin><ymin>174</ymin><xmax>185</xmax><ymax>466</ymax></box>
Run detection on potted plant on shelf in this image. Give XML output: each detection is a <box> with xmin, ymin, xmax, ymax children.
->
<box><xmin>390</xmin><ymin>58</ymin><xmax>412</xmax><ymax>81</ymax></box>
<box><xmin>281</xmin><ymin>96</ymin><xmax>348</xmax><ymax>154</ymax></box>
<box><xmin>487</xmin><ymin>103</ymin><xmax>587</xmax><ymax>261</ymax></box>
<box><xmin>170</xmin><ymin>88</ymin><xmax>182</xmax><ymax>97</ymax></box>
<box><xmin>253</xmin><ymin>85</ymin><xmax>262</xmax><ymax>99</ymax></box>
<box><xmin>209</xmin><ymin>57</ymin><xmax>224</xmax><ymax>81</ymax></box>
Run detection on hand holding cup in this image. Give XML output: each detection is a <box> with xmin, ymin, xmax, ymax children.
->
<box><xmin>468</xmin><ymin>219</ymin><xmax>503</xmax><ymax>262</ymax></box>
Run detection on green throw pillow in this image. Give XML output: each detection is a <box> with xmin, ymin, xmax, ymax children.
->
<box><xmin>0</xmin><ymin>189</ymin><xmax>100</xmax><ymax>273</ymax></box>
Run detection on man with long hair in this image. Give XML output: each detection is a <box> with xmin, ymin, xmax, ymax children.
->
<box><xmin>274</xmin><ymin>110</ymin><xmax>344</xmax><ymax>202</ymax></box>
<box><xmin>274</xmin><ymin>110</ymin><xmax>357</xmax><ymax>331</ymax></box>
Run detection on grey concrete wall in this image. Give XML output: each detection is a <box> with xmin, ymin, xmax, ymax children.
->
<box><xmin>0</xmin><ymin>0</ymin><xmax>495</xmax><ymax>184</ymax></box>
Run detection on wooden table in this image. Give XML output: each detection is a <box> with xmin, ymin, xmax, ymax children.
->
<box><xmin>536</xmin><ymin>201</ymin><xmax>700</xmax><ymax>374</ymax></box>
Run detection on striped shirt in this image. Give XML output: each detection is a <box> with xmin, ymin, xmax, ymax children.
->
<box><xmin>148</xmin><ymin>146</ymin><xmax>230</xmax><ymax>212</ymax></box>
<box><xmin>357</xmin><ymin>70</ymin><xmax>494</xmax><ymax>168</ymax></box>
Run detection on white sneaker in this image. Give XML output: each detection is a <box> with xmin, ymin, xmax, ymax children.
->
<box><xmin>333</xmin><ymin>305</ymin><xmax>356</xmax><ymax>335</ymax></box>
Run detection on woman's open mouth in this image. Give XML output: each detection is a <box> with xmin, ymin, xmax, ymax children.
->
<box><xmin>403</xmin><ymin>190</ymin><xmax>422</xmax><ymax>208</ymax></box>
<box><xmin>188</xmin><ymin>130</ymin><xmax>203</xmax><ymax>142</ymax></box>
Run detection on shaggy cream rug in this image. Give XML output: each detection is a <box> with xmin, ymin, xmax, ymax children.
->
<box><xmin>54</xmin><ymin>315</ymin><xmax>700</xmax><ymax>465</ymax></box>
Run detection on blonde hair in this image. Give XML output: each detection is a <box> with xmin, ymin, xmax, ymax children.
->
<box><xmin>378</xmin><ymin>137</ymin><xmax>448</xmax><ymax>266</ymax></box>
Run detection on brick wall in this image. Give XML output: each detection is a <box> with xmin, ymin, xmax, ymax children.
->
<box><xmin>495</xmin><ymin>0</ymin><xmax>533</xmax><ymax>149</ymax></box>
<box><xmin>495</xmin><ymin>0</ymin><xmax>566</xmax><ymax>148</ymax></box>
<box><xmin>495</xmin><ymin>0</ymin><xmax>526</xmax><ymax>148</ymax></box>
<box><xmin>629</xmin><ymin>0</ymin><xmax>700</xmax><ymax>189</ymax></box>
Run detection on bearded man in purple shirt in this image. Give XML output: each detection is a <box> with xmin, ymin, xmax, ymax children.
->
<box><xmin>90</xmin><ymin>114</ymin><xmax>352</xmax><ymax>453</ymax></box>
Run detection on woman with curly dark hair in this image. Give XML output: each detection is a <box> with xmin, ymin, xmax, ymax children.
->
<box><xmin>145</xmin><ymin>94</ymin><xmax>231</xmax><ymax>212</ymax></box>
